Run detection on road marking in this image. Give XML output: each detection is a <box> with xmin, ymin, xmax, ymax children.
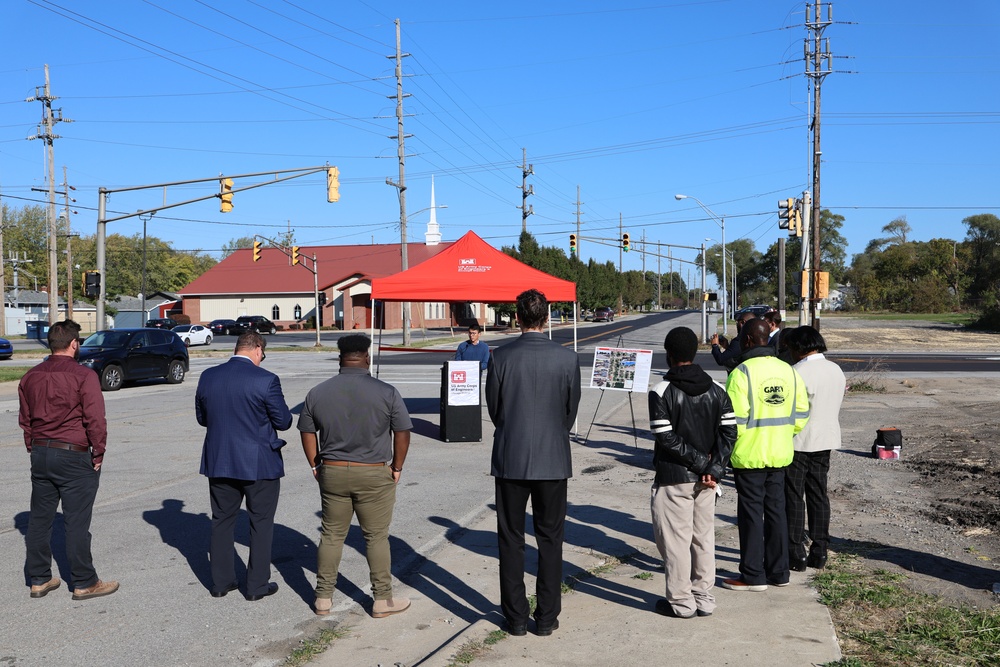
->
<box><xmin>563</xmin><ymin>325</ymin><xmax>633</xmax><ymax>347</ymax></box>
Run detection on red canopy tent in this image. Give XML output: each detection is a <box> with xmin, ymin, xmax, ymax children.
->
<box><xmin>370</xmin><ymin>231</ymin><xmax>578</xmax><ymax>349</ymax></box>
<box><xmin>370</xmin><ymin>230</ymin><xmax>576</xmax><ymax>303</ymax></box>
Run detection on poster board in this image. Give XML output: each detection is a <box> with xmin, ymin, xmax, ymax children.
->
<box><xmin>446</xmin><ymin>361</ymin><xmax>481</xmax><ymax>406</ymax></box>
<box><xmin>590</xmin><ymin>347</ymin><xmax>653</xmax><ymax>393</ymax></box>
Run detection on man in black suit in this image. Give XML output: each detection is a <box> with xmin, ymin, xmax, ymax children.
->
<box><xmin>486</xmin><ymin>289</ymin><xmax>582</xmax><ymax>637</ymax></box>
<box><xmin>196</xmin><ymin>332</ymin><xmax>292</xmax><ymax>601</ymax></box>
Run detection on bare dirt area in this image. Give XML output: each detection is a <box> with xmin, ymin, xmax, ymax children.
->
<box><xmin>819</xmin><ymin>315</ymin><xmax>1000</xmax><ymax>352</ymax></box>
<box><xmin>822</xmin><ymin>317</ymin><xmax>1000</xmax><ymax>609</ymax></box>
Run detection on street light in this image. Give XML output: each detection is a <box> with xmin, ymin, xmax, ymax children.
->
<box><xmin>676</xmin><ymin>194</ymin><xmax>728</xmax><ymax>335</ymax></box>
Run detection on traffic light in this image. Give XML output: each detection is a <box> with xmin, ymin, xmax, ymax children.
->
<box><xmin>220</xmin><ymin>177</ymin><xmax>234</xmax><ymax>213</ymax></box>
<box><xmin>327</xmin><ymin>167</ymin><xmax>340</xmax><ymax>203</ymax></box>
<box><xmin>790</xmin><ymin>206</ymin><xmax>803</xmax><ymax>237</ymax></box>
<box><xmin>318</xmin><ymin>291</ymin><xmax>328</xmax><ymax>306</ymax></box>
<box><xmin>252</xmin><ymin>240</ymin><xmax>262</xmax><ymax>263</ymax></box>
<box><xmin>703</xmin><ymin>292</ymin><xmax>718</xmax><ymax>302</ymax></box>
<box><xmin>83</xmin><ymin>271</ymin><xmax>101</xmax><ymax>298</ymax></box>
<box><xmin>291</xmin><ymin>246</ymin><xmax>300</xmax><ymax>265</ymax></box>
<box><xmin>622</xmin><ymin>232</ymin><xmax>631</xmax><ymax>252</ymax></box>
<box><xmin>569</xmin><ymin>233</ymin><xmax>577</xmax><ymax>254</ymax></box>
<box><xmin>777</xmin><ymin>198</ymin><xmax>793</xmax><ymax>229</ymax></box>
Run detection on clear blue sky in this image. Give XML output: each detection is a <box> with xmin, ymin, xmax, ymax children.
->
<box><xmin>2</xmin><ymin>1</ymin><xmax>997</xmax><ymax>290</ymax></box>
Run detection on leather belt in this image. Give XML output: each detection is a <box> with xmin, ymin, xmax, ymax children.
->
<box><xmin>31</xmin><ymin>439</ymin><xmax>90</xmax><ymax>453</ymax></box>
<box><xmin>322</xmin><ymin>460</ymin><xmax>385</xmax><ymax>467</ymax></box>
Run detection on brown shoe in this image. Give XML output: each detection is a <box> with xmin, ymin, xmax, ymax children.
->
<box><xmin>30</xmin><ymin>578</ymin><xmax>61</xmax><ymax>599</ymax></box>
<box><xmin>372</xmin><ymin>597</ymin><xmax>410</xmax><ymax>618</ymax></box>
<box><xmin>314</xmin><ymin>597</ymin><xmax>333</xmax><ymax>616</ymax></box>
<box><xmin>72</xmin><ymin>579</ymin><xmax>120</xmax><ymax>601</ymax></box>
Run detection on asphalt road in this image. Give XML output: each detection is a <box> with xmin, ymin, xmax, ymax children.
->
<box><xmin>0</xmin><ymin>312</ymin><xmax>695</xmax><ymax>667</ymax></box>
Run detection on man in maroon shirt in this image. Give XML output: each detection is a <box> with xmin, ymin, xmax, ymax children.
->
<box><xmin>18</xmin><ymin>320</ymin><xmax>119</xmax><ymax>601</ymax></box>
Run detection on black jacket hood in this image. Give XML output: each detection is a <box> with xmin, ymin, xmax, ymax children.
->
<box><xmin>664</xmin><ymin>363</ymin><xmax>714</xmax><ymax>396</ymax></box>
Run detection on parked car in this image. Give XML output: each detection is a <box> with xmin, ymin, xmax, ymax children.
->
<box><xmin>0</xmin><ymin>337</ymin><xmax>12</xmax><ymax>360</ymax></box>
<box><xmin>234</xmin><ymin>315</ymin><xmax>277</xmax><ymax>335</ymax></box>
<box><xmin>734</xmin><ymin>304</ymin><xmax>772</xmax><ymax>320</ymax></box>
<box><xmin>145</xmin><ymin>318</ymin><xmax>177</xmax><ymax>329</ymax></box>
<box><xmin>172</xmin><ymin>324</ymin><xmax>213</xmax><ymax>347</ymax></box>
<box><xmin>78</xmin><ymin>328</ymin><xmax>189</xmax><ymax>391</ymax></box>
<box><xmin>207</xmin><ymin>319</ymin><xmax>239</xmax><ymax>336</ymax></box>
<box><xmin>593</xmin><ymin>306</ymin><xmax>615</xmax><ymax>322</ymax></box>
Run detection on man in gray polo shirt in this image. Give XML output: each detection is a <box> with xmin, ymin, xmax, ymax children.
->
<box><xmin>298</xmin><ymin>334</ymin><xmax>412</xmax><ymax>618</ymax></box>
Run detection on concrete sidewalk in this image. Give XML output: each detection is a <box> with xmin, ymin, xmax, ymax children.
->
<box><xmin>310</xmin><ymin>390</ymin><xmax>841</xmax><ymax>667</ymax></box>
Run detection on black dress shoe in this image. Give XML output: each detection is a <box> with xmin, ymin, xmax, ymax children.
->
<box><xmin>245</xmin><ymin>582</ymin><xmax>279</xmax><ymax>601</ymax></box>
<box><xmin>535</xmin><ymin>619</ymin><xmax>560</xmax><ymax>636</ymax></box>
<box><xmin>807</xmin><ymin>554</ymin><xmax>828</xmax><ymax>569</ymax></box>
<box><xmin>790</xmin><ymin>557</ymin><xmax>808</xmax><ymax>572</ymax></box>
<box><xmin>211</xmin><ymin>581</ymin><xmax>239</xmax><ymax>598</ymax></box>
<box><xmin>654</xmin><ymin>599</ymin><xmax>695</xmax><ymax>619</ymax></box>
<box><xmin>505</xmin><ymin>621</ymin><xmax>527</xmax><ymax>636</ymax></box>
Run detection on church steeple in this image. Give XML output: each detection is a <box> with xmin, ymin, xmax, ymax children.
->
<box><xmin>425</xmin><ymin>175</ymin><xmax>442</xmax><ymax>245</ymax></box>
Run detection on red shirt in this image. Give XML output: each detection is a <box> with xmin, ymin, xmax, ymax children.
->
<box><xmin>18</xmin><ymin>354</ymin><xmax>108</xmax><ymax>462</ymax></box>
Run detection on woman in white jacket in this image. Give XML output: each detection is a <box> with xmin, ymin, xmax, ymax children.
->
<box><xmin>783</xmin><ymin>326</ymin><xmax>846</xmax><ymax>571</ymax></box>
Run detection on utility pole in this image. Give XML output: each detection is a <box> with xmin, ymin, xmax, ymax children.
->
<box><xmin>517</xmin><ymin>149</ymin><xmax>533</xmax><ymax>233</ymax></box>
<box><xmin>777</xmin><ymin>236</ymin><xmax>786</xmax><ymax>316</ymax></box>
<box><xmin>806</xmin><ymin>1</ymin><xmax>833</xmax><ymax>331</ymax></box>
<box><xmin>385</xmin><ymin>19</ymin><xmax>413</xmax><ymax>345</ymax></box>
<box><xmin>60</xmin><ymin>166</ymin><xmax>77</xmax><ymax>320</ymax></box>
<box><xmin>574</xmin><ymin>186</ymin><xmax>583</xmax><ymax>259</ymax></box>
<box><xmin>27</xmin><ymin>64</ymin><xmax>71</xmax><ymax>324</ymax></box>
<box><xmin>700</xmin><ymin>243</ymin><xmax>707</xmax><ymax>343</ymax></box>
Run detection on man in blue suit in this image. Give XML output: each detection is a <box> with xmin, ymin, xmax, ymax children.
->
<box><xmin>196</xmin><ymin>332</ymin><xmax>292</xmax><ymax>601</ymax></box>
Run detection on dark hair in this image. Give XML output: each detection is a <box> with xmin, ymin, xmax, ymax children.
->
<box><xmin>468</xmin><ymin>322</ymin><xmax>482</xmax><ymax>333</ymax></box>
<box><xmin>48</xmin><ymin>320</ymin><xmax>81</xmax><ymax>352</ymax></box>
<box><xmin>762</xmin><ymin>310</ymin><xmax>781</xmax><ymax>326</ymax></box>
<box><xmin>783</xmin><ymin>325</ymin><xmax>827</xmax><ymax>355</ymax></box>
<box><xmin>235</xmin><ymin>332</ymin><xmax>266</xmax><ymax>354</ymax></box>
<box><xmin>338</xmin><ymin>333</ymin><xmax>372</xmax><ymax>356</ymax></box>
<box><xmin>742</xmin><ymin>318</ymin><xmax>771</xmax><ymax>347</ymax></box>
<box><xmin>664</xmin><ymin>327</ymin><xmax>699</xmax><ymax>364</ymax></box>
<box><xmin>515</xmin><ymin>289</ymin><xmax>548</xmax><ymax>329</ymax></box>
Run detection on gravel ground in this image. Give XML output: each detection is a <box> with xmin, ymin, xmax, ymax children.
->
<box><xmin>806</xmin><ymin>316</ymin><xmax>1000</xmax><ymax>608</ymax></box>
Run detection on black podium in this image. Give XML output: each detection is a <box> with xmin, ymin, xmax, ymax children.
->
<box><xmin>439</xmin><ymin>361</ymin><xmax>482</xmax><ymax>442</ymax></box>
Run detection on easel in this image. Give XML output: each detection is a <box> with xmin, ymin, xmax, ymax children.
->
<box><xmin>582</xmin><ymin>335</ymin><xmax>641</xmax><ymax>447</ymax></box>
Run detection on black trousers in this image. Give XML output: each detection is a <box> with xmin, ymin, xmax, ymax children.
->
<box><xmin>209</xmin><ymin>477</ymin><xmax>280</xmax><ymax>597</ymax></box>
<box><xmin>785</xmin><ymin>450</ymin><xmax>832</xmax><ymax>561</ymax></box>
<box><xmin>733</xmin><ymin>469</ymin><xmax>788</xmax><ymax>586</ymax></box>
<box><xmin>26</xmin><ymin>446</ymin><xmax>101</xmax><ymax>589</ymax></box>
<box><xmin>495</xmin><ymin>478</ymin><xmax>567</xmax><ymax>627</ymax></box>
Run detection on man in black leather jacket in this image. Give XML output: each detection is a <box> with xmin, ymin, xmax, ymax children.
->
<box><xmin>648</xmin><ymin>326</ymin><xmax>737</xmax><ymax>619</ymax></box>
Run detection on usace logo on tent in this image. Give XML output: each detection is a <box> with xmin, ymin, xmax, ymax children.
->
<box><xmin>458</xmin><ymin>258</ymin><xmax>491</xmax><ymax>273</ymax></box>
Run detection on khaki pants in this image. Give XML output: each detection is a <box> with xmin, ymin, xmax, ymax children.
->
<box><xmin>316</xmin><ymin>465</ymin><xmax>397</xmax><ymax>599</ymax></box>
<box><xmin>650</xmin><ymin>481</ymin><xmax>717</xmax><ymax>616</ymax></box>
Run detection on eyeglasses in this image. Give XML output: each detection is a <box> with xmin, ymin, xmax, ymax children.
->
<box><xmin>260</xmin><ymin>349</ymin><xmax>266</xmax><ymax>362</ymax></box>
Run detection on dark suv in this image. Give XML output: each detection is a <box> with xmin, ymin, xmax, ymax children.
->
<box><xmin>235</xmin><ymin>315</ymin><xmax>277</xmax><ymax>335</ymax></box>
<box><xmin>593</xmin><ymin>306</ymin><xmax>615</xmax><ymax>322</ymax></box>
<box><xmin>145</xmin><ymin>318</ymin><xmax>177</xmax><ymax>329</ymax></box>
<box><xmin>207</xmin><ymin>319</ymin><xmax>240</xmax><ymax>336</ymax></box>
<box><xmin>78</xmin><ymin>328</ymin><xmax>189</xmax><ymax>391</ymax></box>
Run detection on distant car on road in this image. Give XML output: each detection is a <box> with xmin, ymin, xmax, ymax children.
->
<box><xmin>207</xmin><ymin>319</ymin><xmax>240</xmax><ymax>336</ymax></box>
<box><xmin>593</xmin><ymin>306</ymin><xmax>615</xmax><ymax>322</ymax></box>
<box><xmin>234</xmin><ymin>315</ymin><xmax>277</xmax><ymax>335</ymax></box>
<box><xmin>145</xmin><ymin>318</ymin><xmax>177</xmax><ymax>329</ymax></box>
<box><xmin>173</xmin><ymin>324</ymin><xmax>213</xmax><ymax>347</ymax></box>
<box><xmin>78</xmin><ymin>328</ymin><xmax>189</xmax><ymax>391</ymax></box>
<box><xmin>734</xmin><ymin>305</ymin><xmax>772</xmax><ymax>320</ymax></box>
<box><xmin>0</xmin><ymin>337</ymin><xmax>12</xmax><ymax>360</ymax></box>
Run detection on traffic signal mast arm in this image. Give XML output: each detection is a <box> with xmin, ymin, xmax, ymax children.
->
<box><xmin>100</xmin><ymin>165</ymin><xmax>338</xmax><ymax>224</ymax></box>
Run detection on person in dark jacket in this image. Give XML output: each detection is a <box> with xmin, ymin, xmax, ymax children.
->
<box><xmin>710</xmin><ymin>311</ymin><xmax>758</xmax><ymax>372</ymax></box>
<box><xmin>648</xmin><ymin>326</ymin><xmax>737</xmax><ymax>618</ymax></box>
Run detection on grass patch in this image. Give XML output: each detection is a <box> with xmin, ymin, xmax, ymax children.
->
<box><xmin>847</xmin><ymin>357</ymin><xmax>888</xmax><ymax>394</ymax></box>
<box><xmin>824</xmin><ymin>312</ymin><xmax>976</xmax><ymax>325</ymax></box>
<box><xmin>815</xmin><ymin>552</ymin><xmax>1000</xmax><ymax>666</ymax></box>
<box><xmin>0</xmin><ymin>367</ymin><xmax>32</xmax><ymax>383</ymax></box>
<box><xmin>633</xmin><ymin>571</ymin><xmax>654</xmax><ymax>580</ymax></box>
<box><xmin>284</xmin><ymin>626</ymin><xmax>350</xmax><ymax>666</ymax></box>
<box><xmin>448</xmin><ymin>630</ymin><xmax>510</xmax><ymax>666</ymax></box>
